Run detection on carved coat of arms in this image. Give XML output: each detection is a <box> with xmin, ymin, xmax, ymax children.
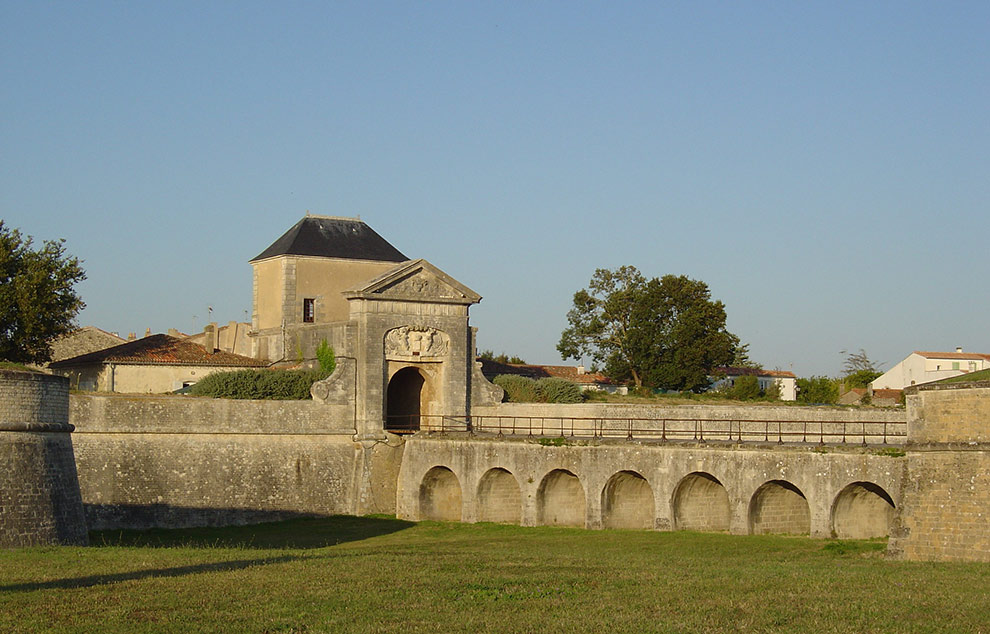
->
<box><xmin>384</xmin><ymin>326</ymin><xmax>449</xmax><ymax>359</ymax></box>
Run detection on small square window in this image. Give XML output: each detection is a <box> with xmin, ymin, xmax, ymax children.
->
<box><xmin>303</xmin><ymin>298</ymin><xmax>315</xmax><ymax>323</ymax></box>
<box><xmin>952</xmin><ymin>362</ymin><xmax>960</xmax><ymax>370</ymax></box>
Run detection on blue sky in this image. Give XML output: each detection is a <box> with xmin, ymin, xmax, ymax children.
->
<box><xmin>2</xmin><ymin>2</ymin><xmax>988</xmax><ymax>376</ymax></box>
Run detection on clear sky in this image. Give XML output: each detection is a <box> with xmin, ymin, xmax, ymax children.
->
<box><xmin>2</xmin><ymin>2</ymin><xmax>988</xmax><ymax>377</ymax></box>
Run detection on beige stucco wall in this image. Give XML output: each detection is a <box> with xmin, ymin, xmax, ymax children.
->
<box><xmin>873</xmin><ymin>353</ymin><xmax>990</xmax><ymax>390</ymax></box>
<box><xmin>61</xmin><ymin>364</ymin><xmax>263</xmax><ymax>393</ymax></box>
<box><xmin>294</xmin><ymin>257</ymin><xmax>400</xmax><ymax>324</ymax></box>
<box><xmin>252</xmin><ymin>258</ymin><xmax>285</xmax><ymax>330</ymax></box>
<box><xmin>252</xmin><ymin>255</ymin><xmax>403</xmax><ymax>331</ymax></box>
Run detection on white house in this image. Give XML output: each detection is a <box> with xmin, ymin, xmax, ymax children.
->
<box><xmin>711</xmin><ymin>367</ymin><xmax>798</xmax><ymax>401</ymax></box>
<box><xmin>870</xmin><ymin>349</ymin><xmax>990</xmax><ymax>390</ymax></box>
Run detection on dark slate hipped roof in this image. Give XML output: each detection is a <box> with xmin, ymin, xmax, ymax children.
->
<box><xmin>251</xmin><ymin>216</ymin><xmax>408</xmax><ymax>263</ymax></box>
<box><xmin>49</xmin><ymin>335</ymin><xmax>267</xmax><ymax>368</ymax></box>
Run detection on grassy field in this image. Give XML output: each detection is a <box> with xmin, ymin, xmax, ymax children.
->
<box><xmin>1</xmin><ymin>517</ymin><xmax>988</xmax><ymax>633</ymax></box>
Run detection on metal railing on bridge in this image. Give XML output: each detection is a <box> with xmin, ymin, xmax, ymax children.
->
<box><xmin>393</xmin><ymin>414</ymin><xmax>907</xmax><ymax>446</ymax></box>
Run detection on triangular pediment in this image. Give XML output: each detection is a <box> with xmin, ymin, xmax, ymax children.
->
<box><xmin>343</xmin><ymin>259</ymin><xmax>481</xmax><ymax>305</ymax></box>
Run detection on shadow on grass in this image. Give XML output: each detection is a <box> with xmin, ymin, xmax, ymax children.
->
<box><xmin>1</xmin><ymin>516</ymin><xmax>415</xmax><ymax>594</ymax></box>
<box><xmin>91</xmin><ymin>515</ymin><xmax>416</xmax><ymax>549</ymax></box>
<box><xmin>1</xmin><ymin>555</ymin><xmax>305</xmax><ymax>593</ymax></box>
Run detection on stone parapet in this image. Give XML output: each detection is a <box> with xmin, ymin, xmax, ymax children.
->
<box><xmin>888</xmin><ymin>382</ymin><xmax>990</xmax><ymax>562</ymax></box>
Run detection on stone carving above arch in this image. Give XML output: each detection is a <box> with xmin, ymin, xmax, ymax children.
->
<box><xmin>385</xmin><ymin>326</ymin><xmax>450</xmax><ymax>359</ymax></box>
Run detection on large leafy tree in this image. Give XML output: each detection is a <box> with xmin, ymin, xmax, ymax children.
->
<box><xmin>0</xmin><ymin>221</ymin><xmax>86</xmax><ymax>364</ymax></box>
<box><xmin>557</xmin><ymin>267</ymin><xmax>739</xmax><ymax>391</ymax></box>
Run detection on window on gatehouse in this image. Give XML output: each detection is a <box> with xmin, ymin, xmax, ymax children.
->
<box><xmin>303</xmin><ymin>298</ymin><xmax>315</xmax><ymax>323</ymax></box>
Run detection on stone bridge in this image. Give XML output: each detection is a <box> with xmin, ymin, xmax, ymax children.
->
<box><xmin>396</xmin><ymin>435</ymin><xmax>905</xmax><ymax>539</ymax></box>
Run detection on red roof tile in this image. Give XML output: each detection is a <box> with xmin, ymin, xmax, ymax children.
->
<box><xmin>50</xmin><ymin>334</ymin><xmax>267</xmax><ymax>368</ymax></box>
<box><xmin>914</xmin><ymin>351</ymin><xmax>990</xmax><ymax>361</ymax></box>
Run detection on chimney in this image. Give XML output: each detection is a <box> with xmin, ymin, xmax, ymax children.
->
<box><xmin>127</xmin><ymin>332</ymin><xmax>136</xmax><ymax>341</ymax></box>
<box><xmin>957</xmin><ymin>347</ymin><xmax>963</xmax><ymax>353</ymax></box>
<box><xmin>144</xmin><ymin>328</ymin><xmax>151</xmax><ymax>338</ymax></box>
<box><xmin>577</xmin><ymin>365</ymin><xmax>585</xmax><ymax>375</ymax></box>
<box><xmin>204</xmin><ymin>323</ymin><xmax>219</xmax><ymax>352</ymax></box>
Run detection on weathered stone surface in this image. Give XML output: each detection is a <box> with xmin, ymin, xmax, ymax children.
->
<box><xmin>70</xmin><ymin>393</ymin><xmax>364</xmax><ymax>529</ymax></box>
<box><xmin>888</xmin><ymin>383</ymin><xmax>990</xmax><ymax>562</ymax></box>
<box><xmin>0</xmin><ymin>371</ymin><xmax>88</xmax><ymax>547</ymax></box>
<box><xmin>396</xmin><ymin>435</ymin><xmax>907</xmax><ymax>538</ymax></box>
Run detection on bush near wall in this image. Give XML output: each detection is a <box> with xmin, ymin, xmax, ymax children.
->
<box><xmin>189</xmin><ymin>369</ymin><xmax>326</xmax><ymax>400</ymax></box>
<box><xmin>493</xmin><ymin>375</ymin><xmax>584</xmax><ymax>404</ymax></box>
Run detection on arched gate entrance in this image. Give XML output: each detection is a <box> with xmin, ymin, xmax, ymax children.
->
<box><xmin>386</xmin><ymin>367</ymin><xmax>427</xmax><ymax>433</ymax></box>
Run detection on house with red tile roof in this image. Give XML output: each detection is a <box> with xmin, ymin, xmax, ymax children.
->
<box><xmin>870</xmin><ymin>348</ymin><xmax>990</xmax><ymax>390</ymax></box>
<box><xmin>711</xmin><ymin>367</ymin><xmax>798</xmax><ymax>401</ymax></box>
<box><xmin>49</xmin><ymin>334</ymin><xmax>267</xmax><ymax>393</ymax></box>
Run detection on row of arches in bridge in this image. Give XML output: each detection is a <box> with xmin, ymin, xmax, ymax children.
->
<box><xmin>418</xmin><ymin>466</ymin><xmax>896</xmax><ymax>538</ymax></box>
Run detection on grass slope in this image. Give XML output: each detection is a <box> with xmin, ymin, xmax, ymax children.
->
<box><xmin>1</xmin><ymin>517</ymin><xmax>988</xmax><ymax>633</ymax></box>
<box><xmin>938</xmin><ymin>368</ymin><xmax>990</xmax><ymax>384</ymax></box>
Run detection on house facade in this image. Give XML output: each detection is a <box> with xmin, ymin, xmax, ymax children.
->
<box><xmin>248</xmin><ymin>215</ymin><xmax>409</xmax><ymax>363</ymax></box>
<box><xmin>49</xmin><ymin>334</ymin><xmax>267</xmax><ymax>393</ymax></box>
<box><xmin>871</xmin><ymin>349</ymin><xmax>990</xmax><ymax>390</ymax></box>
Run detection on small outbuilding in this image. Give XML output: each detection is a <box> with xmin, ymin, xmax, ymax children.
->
<box><xmin>50</xmin><ymin>334</ymin><xmax>267</xmax><ymax>393</ymax></box>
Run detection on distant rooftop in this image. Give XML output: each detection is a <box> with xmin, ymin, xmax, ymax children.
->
<box><xmin>251</xmin><ymin>215</ymin><xmax>408</xmax><ymax>263</ymax></box>
<box><xmin>50</xmin><ymin>334</ymin><xmax>267</xmax><ymax>368</ymax></box>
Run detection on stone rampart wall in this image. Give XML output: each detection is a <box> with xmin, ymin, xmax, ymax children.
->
<box><xmin>0</xmin><ymin>371</ymin><xmax>88</xmax><ymax>547</ymax></box>
<box><xmin>469</xmin><ymin>402</ymin><xmax>907</xmax><ymax>444</ymax></box>
<box><xmin>888</xmin><ymin>383</ymin><xmax>990</xmax><ymax>562</ymax></box>
<box><xmin>68</xmin><ymin>394</ymin><xmax>400</xmax><ymax>530</ymax></box>
<box><xmin>396</xmin><ymin>435</ymin><xmax>906</xmax><ymax>538</ymax></box>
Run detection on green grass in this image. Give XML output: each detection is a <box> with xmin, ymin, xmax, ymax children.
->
<box><xmin>939</xmin><ymin>368</ymin><xmax>990</xmax><ymax>384</ymax></box>
<box><xmin>0</xmin><ymin>361</ymin><xmax>41</xmax><ymax>372</ymax></box>
<box><xmin>2</xmin><ymin>517</ymin><xmax>988</xmax><ymax>633</ymax></box>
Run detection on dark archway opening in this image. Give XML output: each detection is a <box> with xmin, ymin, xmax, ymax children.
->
<box><xmin>386</xmin><ymin>367</ymin><xmax>425</xmax><ymax>433</ymax></box>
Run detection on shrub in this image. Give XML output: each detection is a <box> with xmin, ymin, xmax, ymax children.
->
<box><xmin>316</xmin><ymin>339</ymin><xmax>336</xmax><ymax>375</ymax></box>
<box><xmin>189</xmin><ymin>369</ymin><xmax>325</xmax><ymax>400</ymax></box>
<box><xmin>493</xmin><ymin>374</ymin><xmax>539</xmax><ymax>402</ymax></box>
<box><xmin>727</xmin><ymin>375</ymin><xmax>761</xmax><ymax>400</ymax></box>
<box><xmin>797</xmin><ymin>376</ymin><xmax>840</xmax><ymax>404</ymax></box>
<box><xmin>535</xmin><ymin>377</ymin><xmax>584</xmax><ymax>403</ymax></box>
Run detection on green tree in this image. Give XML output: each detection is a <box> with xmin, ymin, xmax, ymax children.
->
<box><xmin>316</xmin><ymin>339</ymin><xmax>336</xmax><ymax>376</ymax></box>
<box><xmin>0</xmin><ymin>222</ymin><xmax>86</xmax><ymax>364</ymax></box>
<box><xmin>478</xmin><ymin>349</ymin><xmax>526</xmax><ymax>365</ymax></box>
<box><xmin>797</xmin><ymin>376</ymin><xmax>839</xmax><ymax>404</ymax></box>
<box><xmin>558</xmin><ymin>267</ymin><xmax>739</xmax><ymax>391</ymax></box>
<box><xmin>842</xmin><ymin>348</ymin><xmax>883</xmax><ymax>374</ymax></box>
<box><xmin>727</xmin><ymin>374</ymin><xmax>761</xmax><ymax>400</ymax></box>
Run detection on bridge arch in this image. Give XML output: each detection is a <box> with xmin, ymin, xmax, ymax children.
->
<box><xmin>537</xmin><ymin>469</ymin><xmax>585</xmax><ymax>527</ymax></box>
<box><xmin>749</xmin><ymin>480</ymin><xmax>810</xmax><ymax>535</ymax></box>
<box><xmin>476</xmin><ymin>468</ymin><xmax>521</xmax><ymax>524</ymax></box>
<box><xmin>671</xmin><ymin>472</ymin><xmax>730</xmax><ymax>532</ymax></box>
<box><xmin>601</xmin><ymin>470</ymin><xmax>654</xmax><ymax>529</ymax></box>
<box><xmin>831</xmin><ymin>481</ymin><xmax>896</xmax><ymax>539</ymax></box>
<box><xmin>419</xmin><ymin>466</ymin><xmax>462</xmax><ymax>521</ymax></box>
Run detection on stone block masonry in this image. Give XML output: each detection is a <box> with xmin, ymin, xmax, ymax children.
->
<box><xmin>69</xmin><ymin>393</ymin><xmax>403</xmax><ymax>529</ymax></box>
<box><xmin>887</xmin><ymin>383</ymin><xmax>990</xmax><ymax>562</ymax></box>
<box><xmin>0</xmin><ymin>370</ymin><xmax>88</xmax><ymax>547</ymax></box>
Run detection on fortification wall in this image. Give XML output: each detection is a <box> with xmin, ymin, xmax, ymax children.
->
<box><xmin>69</xmin><ymin>394</ymin><xmax>402</xmax><ymax>529</ymax></box>
<box><xmin>396</xmin><ymin>435</ymin><xmax>906</xmax><ymax>538</ymax></box>
<box><xmin>0</xmin><ymin>370</ymin><xmax>88</xmax><ymax>547</ymax></box>
<box><xmin>888</xmin><ymin>383</ymin><xmax>990</xmax><ymax>562</ymax></box>
<box><xmin>473</xmin><ymin>401</ymin><xmax>905</xmax><ymax>423</ymax></box>
<box><xmin>469</xmin><ymin>402</ymin><xmax>907</xmax><ymax>444</ymax></box>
